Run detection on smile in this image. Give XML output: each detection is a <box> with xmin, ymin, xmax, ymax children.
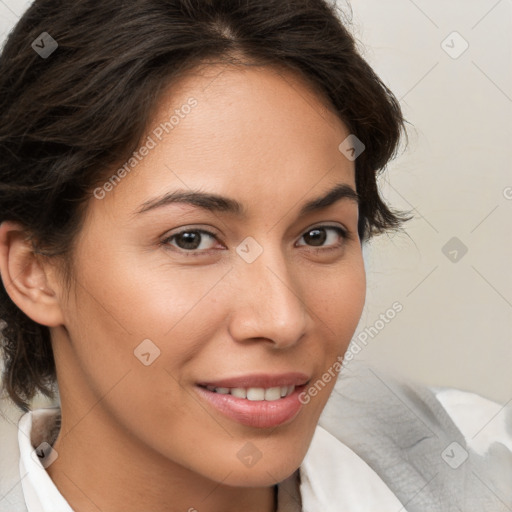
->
<box><xmin>196</xmin><ymin>373</ymin><xmax>309</xmax><ymax>428</ymax></box>
<box><xmin>204</xmin><ymin>385</ymin><xmax>296</xmax><ymax>401</ymax></box>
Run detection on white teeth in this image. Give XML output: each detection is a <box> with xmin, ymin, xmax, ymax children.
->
<box><xmin>247</xmin><ymin>388</ymin><xmax>265</xmax><ymax>401</ymax></box>
<box><xmin>231</xmin><ymin>387</ymin><xmax>247</xmax><ymax>399</ymax></box>
<box><xmin>208</xmin><ymin>385</ymin><xmax>296</xmax><ymax>400</ymax></box>
<box><xmin>264</xmin><ymin>387</ymin><xmax>282</xmax><ymax>401</ymax></box>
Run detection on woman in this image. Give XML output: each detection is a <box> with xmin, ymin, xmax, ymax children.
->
<box><xmin>0</xmin><ymin>1</ymin><xmax>510</xmax><ymax>511</ymax></box>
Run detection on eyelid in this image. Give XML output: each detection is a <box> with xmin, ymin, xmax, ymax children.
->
<box><xmin>300</xmin><ymin>223</ymin><xmax>350</xmax><ymax>239</ymax></box>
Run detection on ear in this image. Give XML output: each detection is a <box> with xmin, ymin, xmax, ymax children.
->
<box><xmin>0</xmin><ymin>221</ymin><xmax>65</xmax><ymax>327</ymax></box>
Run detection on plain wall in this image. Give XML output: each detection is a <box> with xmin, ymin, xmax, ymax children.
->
<box><xmin>0</xmin><ymin>0</ymin><xmax>511</xmax><ymax>406</ymax></box>
<box><xmin>344</xmin><ymin>0</ymin><xmax>512</xmax><ymax>403</ymax></box>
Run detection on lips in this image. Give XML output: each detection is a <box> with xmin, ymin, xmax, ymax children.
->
<box><xmin>195</xmin><ymin>372</ymin><xmax>310</xmax><ymax>428</ymax></box>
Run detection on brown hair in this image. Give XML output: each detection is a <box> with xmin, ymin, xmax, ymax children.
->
<box><xmin>0</xmin><ymin>0</ymin><xmax>410</xmax><ymax>410</ymax></box>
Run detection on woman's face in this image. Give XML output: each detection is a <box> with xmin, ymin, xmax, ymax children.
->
<box><xmin>50</xmin><ymin>63</ymin><xmax>366</xmax><ymax>486</ymax></box>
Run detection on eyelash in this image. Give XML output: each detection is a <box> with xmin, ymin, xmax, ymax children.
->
<box><xmin>160</xmin><ymin>225</ymin><xmax>351</xmax><ymax>257</ymax></box>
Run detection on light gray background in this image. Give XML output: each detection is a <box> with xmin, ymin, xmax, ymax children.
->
<box><xmin>346</xmin><ymin>0</ymin><xmax>512</xmax><ymax>404</ymax></box>
<box><xmin>0</xmin><ymin>0</ymin><xmax>511</xmax><ymax>407</ymax></box>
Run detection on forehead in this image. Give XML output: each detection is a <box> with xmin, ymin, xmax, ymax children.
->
<box><xmin>143</xmin><ymin>61</ymin><xmax>348</xmax><ymax>158</ymax></box>
<box><xmin>88</xmin><ymin>63</ymin><xmax>356</xmax><ymax>223</ymax></box>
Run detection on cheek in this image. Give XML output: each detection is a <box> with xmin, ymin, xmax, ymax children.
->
<box><xmin>284</xmin><ymin>256</ymin><xmax>366</xmax><ymax>418</ymax></box>
<box><xmin>56</xmin><ymin>251</ymin><xmax>200</xmax><ymax>416</ymax></box>
<box><xmin>58</xmin><ymin>248</ymin><xmax>236</xmax><ymax>427</ymax></box>
<box><xmin>66</xmin><ymin>247</ymin><xmax>229</xmax><ymax>354</ymax></box>
<box><xmin>310</xmin><ymin>257</ymin><xmax>366</xmax><ymax>351</ymax></box>
<box><xmin>310</xmin><ymin>259</ymin><xmax>365</xmax><ymax>393</ymax></box>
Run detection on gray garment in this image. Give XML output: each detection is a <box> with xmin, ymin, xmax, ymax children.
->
<box><xmin>318</xmin><ymin>363</ymin><xmax>512</xmax><ymax>511</ymax></box>
<box><xmin>1</xmin><ymin>363</ymin><xmax>511</xmax><ymax>511</ymax></box>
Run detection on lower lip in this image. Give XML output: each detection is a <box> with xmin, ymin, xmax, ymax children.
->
<box><xmin>195</xmin><ymin>385</ymin><xmax>306</xmax><ymax>428</ymax></box>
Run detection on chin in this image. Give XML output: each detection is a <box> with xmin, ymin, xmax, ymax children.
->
<box><xmin>219</xmin><ymin>460</ymin><xmax>301</xmax><ymax>487</ymax></box>
<box><xmin>201</xmin><ymin>437</ymin><xmax>309</xmax><ymax>487</ymax></box>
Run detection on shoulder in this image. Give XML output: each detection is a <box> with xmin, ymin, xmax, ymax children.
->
<box><xmin>318</xmin><ymin>363</ymin><xmax>512</xmax><ymax>512</ymax></box>
<box><xmin>435</xmin><ymin>387</ymin><xmax>512</xmax><ymax>456</ymax></box>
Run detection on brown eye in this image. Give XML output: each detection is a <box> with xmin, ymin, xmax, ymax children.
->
<box><xmin>297</xmin><ymin>225</ymin><xmax>348</xmax><ymax>250</ymax></box>
<box><xmin>303</xmin><ymin>228</ymin><xmax>327</xmax><ymax>247</ymax></box>
<box><xmin>163</xmin><ymin>229</ymin><xmax>218</xmax><ymax>254</ymax></box>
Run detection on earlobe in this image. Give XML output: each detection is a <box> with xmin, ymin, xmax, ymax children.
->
<box><xmin>0</xmin><ymin>220</ymin><xmax>65</xmax><ymax>327</ymax></box>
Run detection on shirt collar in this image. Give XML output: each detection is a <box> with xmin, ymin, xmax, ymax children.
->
<box><xmin>18</xmin><ymin>409</ymin><xmax>72</xmax><ymax>512</ymax></box>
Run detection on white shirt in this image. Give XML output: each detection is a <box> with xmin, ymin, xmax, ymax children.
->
<box><xmin>17</xmin><ymin>389</ymin><xmax>510</xmax><ymax>512</ymax></box>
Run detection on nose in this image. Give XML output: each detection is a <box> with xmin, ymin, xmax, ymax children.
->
<box><xmin>227</xmin><ymin>243</ymin><xmax>308</xmax><ymax>349</ymax></box>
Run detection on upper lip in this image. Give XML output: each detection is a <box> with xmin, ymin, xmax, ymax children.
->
<box><xmin>197</xmin><ymin>372</ymin><xmax>310</xmax><ymax>389</ymax></box>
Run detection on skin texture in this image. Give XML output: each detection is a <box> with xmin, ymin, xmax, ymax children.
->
<box><xmin>0</xmin><ymin>64</ymin><xmax>366</xmax><ymax>512</ymax></box>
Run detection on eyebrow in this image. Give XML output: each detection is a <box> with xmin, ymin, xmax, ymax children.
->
<box><xmin>134</xmin><ymin>182</ymin><xmax>359</xmax><ymax>218</ymax></box>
